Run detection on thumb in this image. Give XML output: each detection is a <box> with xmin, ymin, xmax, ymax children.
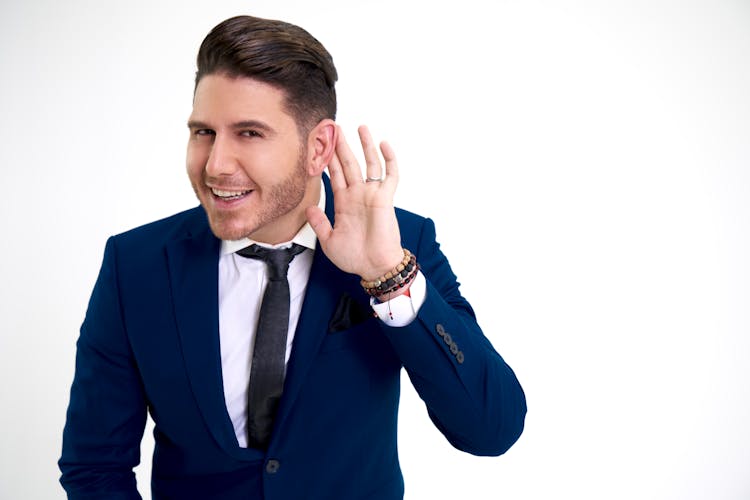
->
<box><xmin>305</xmin><ymin>205</ymin><xmax>333</xmax><ymax>246</ymax></box>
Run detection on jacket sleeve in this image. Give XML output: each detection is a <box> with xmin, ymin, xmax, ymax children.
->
<box><xmin>59</xmin><ymin>237</ymin><xmax>146</xmax><ymax>499</ymax></box>
<box><xmin>381</xmin><ymin>217</ymin><xmax>527</xmax><ymax>456</ymax></box>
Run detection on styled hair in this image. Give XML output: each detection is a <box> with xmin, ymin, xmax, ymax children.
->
<box><xmin>195</xmin><ymin>15</ymin><xmax>338</xmax><ymax>135</ymax></box>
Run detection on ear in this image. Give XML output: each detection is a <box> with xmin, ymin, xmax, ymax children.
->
<box><xmin>305</xmin><ymin>119</ymin><xmax>337</xmax><ymax>176</ymax></box>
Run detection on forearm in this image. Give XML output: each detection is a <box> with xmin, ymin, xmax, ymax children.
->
<box><xmin>59</xmin><ymin>335</ymin><xmax>146</xmax><ymax>498</ymax></box>
<box><xmin>59</xmin><ymin>464</ymin><xmax>141</xmax><ymax>500</ymax></box>
<box><xmin>59</xmin><ymin>238</ymin><xmax>147</xmax><ymax>498</ymax></box>
<box><xmin>379</xmin><ymin>216</ymin><xmax>526</xmax><ymax>455</ymax></box>
<box><xmin>381</xmin><ymin>282</ymin><xmax>526</xmax><ymax>456</ymax></box>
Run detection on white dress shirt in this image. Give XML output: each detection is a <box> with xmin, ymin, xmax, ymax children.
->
<box><xmin>218</xmin><ymin>180</ymin><xmax>425</xmax><ymax>447</ymax></box>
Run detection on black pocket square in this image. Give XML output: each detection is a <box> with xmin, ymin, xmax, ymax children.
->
<box><xmin>328</xmin><ymin>292</ymin><xmax>370</xmax><ymax>333</ymax></box>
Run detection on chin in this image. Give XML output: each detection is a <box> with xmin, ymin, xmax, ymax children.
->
<box><xmin>205</xmin><ymin>212</ymin><xmax>256</xmax><ymax>241</ymax></box>
<box><xmin>211</xmin><ymin>223</ymin><xmax>255</xmax><ymax>242</ymax></box>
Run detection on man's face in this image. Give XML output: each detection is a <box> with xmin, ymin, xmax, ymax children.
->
<box><xmin>187</xmin><ymin>74</ymin><xmax>311</xmax><ymax>243</ymax></box>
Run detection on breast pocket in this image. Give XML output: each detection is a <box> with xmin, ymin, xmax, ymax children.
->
<box><xmin>319</xmin><ymin>318</ymin><xmax>379</xmax><ymax>353</ymax></box>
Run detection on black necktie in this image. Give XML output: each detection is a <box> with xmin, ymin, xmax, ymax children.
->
<box><xmin>236</xmin><ymin>243</ymin><xmax>306</xmax><ymax>449</ymax></box>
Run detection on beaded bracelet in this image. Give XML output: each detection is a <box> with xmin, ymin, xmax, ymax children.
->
<box><xmin>366</xmin><ymin>263</ymin><xmax>420</xmax><ymax>298</ymax></box>
<box><xmin>361</xmin><ymin>255</ymin><xmax>416</xmax><ymax>295</ymax></box>
<box><xmin>362</xmin><ymin>252</ymin><xmax>419</xmax><ymax>298</ymax></box>
<box><xmin>360</xmin><ymin>248</ymin><xmax>413</xmax><ymax>291</ymax></box>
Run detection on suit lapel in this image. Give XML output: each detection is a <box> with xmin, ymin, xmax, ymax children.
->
<box><xmin>272</xmin><ymin>176</ymin><xmax>345</xmax><ymax>436</ymax></box>
<box><xmin>273</xmin><ymin>244</ymin><xmax>341</xmax><ymax>431</ymax></box>
<box><xmin>166</xmin><ymin>219</ymin><xmax>268</xmax><ymax>461</ymax></box>
<box><xmin>165</xmin><ymin>222</ymin><xmax>248</xmax><ymax>457</ymax></box>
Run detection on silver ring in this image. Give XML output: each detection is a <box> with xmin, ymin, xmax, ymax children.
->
<box><xmin>365</xmin><ymin>177</ymin><xmax>383</xmax><ymax>183</ymax></box>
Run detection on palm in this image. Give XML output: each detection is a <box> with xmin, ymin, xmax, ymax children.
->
<box><xmin>306</xmin><ymin>125</ymin><xmax>404</xmax><ymax>281</ymax></box>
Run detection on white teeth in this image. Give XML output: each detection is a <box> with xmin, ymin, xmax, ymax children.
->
<box><xmin>211</xmin><ymin>188</ymin><xmax>251</xmax><ymax>199</ymax></box>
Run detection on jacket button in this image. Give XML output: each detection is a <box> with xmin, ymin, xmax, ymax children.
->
<box><xmin>456</xmin><ymin>351</ymin><xmax>465</xmax><ymax>364</ymax></box>
<box><xmin>266</xmin><ymin>459</ymin><xmax>280</xmax><ymax>474</ymax></box>
<box><xmin>436</xmin><ymin>324</ymin><xmax>446</xmax><ymax>337</ymax></box>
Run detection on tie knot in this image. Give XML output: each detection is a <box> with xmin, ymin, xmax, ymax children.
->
<box><xmin>237</xmin><ymin>243</ymin><xmax>306</xmax><ymax>281</ymax></box>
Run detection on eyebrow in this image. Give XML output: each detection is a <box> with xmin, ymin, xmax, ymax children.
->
<box><xmin>187</xmin><ymin>119</ymin><xmax>275</xmax><ymax>135</ymax></box>
<box><xmin>186</xmin><ymin>119</ymin><xmax>210</xmax><ymax>130</ymax></box>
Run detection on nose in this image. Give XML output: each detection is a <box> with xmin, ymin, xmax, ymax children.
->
<box><xmin>205</xmin><ymin>134</ymin><xmax>239</xmax><ymax>177</ymax></box>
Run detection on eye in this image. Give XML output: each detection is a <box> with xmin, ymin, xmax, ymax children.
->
<box><xmin>194</xmin><ymin>129</ymin><xmax>215</xmax><ymax>136</ymax></box>
<box><xmin>240</xmin><ymin>130</ymin><xmax>262</xmax><ymax>138</ymax></box>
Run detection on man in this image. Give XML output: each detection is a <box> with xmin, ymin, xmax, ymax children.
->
<box><xmin>59</xmin><ymin>14</ymin><xmax>526</xmax><ymax>500</ymax></box>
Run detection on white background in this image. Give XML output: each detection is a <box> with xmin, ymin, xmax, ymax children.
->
<box><xmin>1</xmin><ymin>0</ymin><xmax>748</xmax><ymax>499</ymax></box>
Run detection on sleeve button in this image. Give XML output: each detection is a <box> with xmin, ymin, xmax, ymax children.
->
<box><xmin>266</xmin><ymin>459</ymin><xmax>281</xmax><ymax>474</ymax></box>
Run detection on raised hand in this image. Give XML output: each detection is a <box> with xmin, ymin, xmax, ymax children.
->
<box><xmin>306</xmin><ymin>125</ymin><xmax>405</xmax><ymax>281</ymax></box>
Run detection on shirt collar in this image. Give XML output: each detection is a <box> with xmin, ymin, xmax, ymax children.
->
<box><xmin>220</xmin><ymin>179</ymin><xmax>325</xmax><ymax>255</ymax></box>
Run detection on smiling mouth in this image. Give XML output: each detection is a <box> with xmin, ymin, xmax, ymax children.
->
<box><xmin>210</xmin><ymin>188</ymin><xmax>252</xmax><ymax>201</ymax></box>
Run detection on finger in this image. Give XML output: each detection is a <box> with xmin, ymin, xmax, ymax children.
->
<box><xmin>358</xmin><ymin>125</ymin><xmax>382</xmax><ymax>182</ymax></box>
<box><xmin>327</xmin><ymin>149</ymin><xmax>347</xmax><ymax>191</ymax></box>
<box><xmin>335</xmin><ymin>126</ymin><xmax>364</xmax><ymax>187</ymax></box>
<box><xmin>305</xmin><ymin>205</ymin><xmax>333</xmax><ymax>246</ymax></box>
<box><xmin>380</xmin><ymin>140</ymin><xmax>399</xmax><ymax>188</ymax></box>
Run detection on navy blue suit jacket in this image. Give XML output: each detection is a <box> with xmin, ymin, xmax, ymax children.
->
<box><xmin>60</xmin><ymin>177</ymin><xmax>526</xmax><ymax>499</ymax></box>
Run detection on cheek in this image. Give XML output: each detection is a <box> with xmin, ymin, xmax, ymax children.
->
<box><xmin>185</xmin><ymin>145</ymin><xmax>207</xmax><ymax>179</ymax></box>
<box><xmin>254</xmin><ymin>144</ymin><xmax>303</xmax><ymax>179</ymax></box>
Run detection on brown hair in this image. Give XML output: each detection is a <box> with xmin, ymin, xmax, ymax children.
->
<box><xmin>195</xmin><ymin>15</ymin><xmax>338</xmax><ymax>135</ymax></box>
